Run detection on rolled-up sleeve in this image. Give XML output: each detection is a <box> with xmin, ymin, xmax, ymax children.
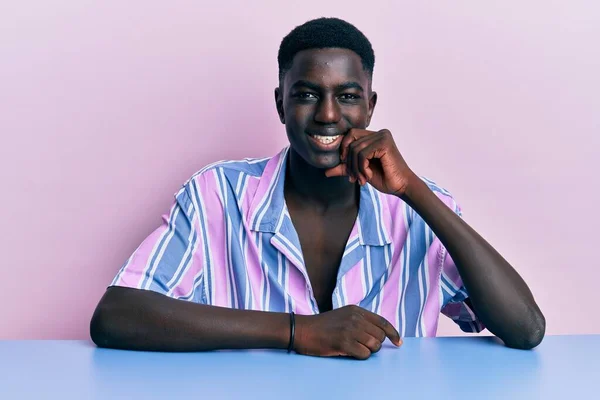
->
<box><xmin>439</xmin><ymin>249</ymin><xmax>486</xmax><ymax>333</ymax></box>
<box><xmin>428</xmin><ymin>188</ymin><xmax>485</xmax><ymax>333</ymax></box>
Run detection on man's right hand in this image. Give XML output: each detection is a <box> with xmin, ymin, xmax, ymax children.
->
<box><xmin>293</xmin><ymin>305</ymin><xmax>402</xmax><ymax>360</ymax></box>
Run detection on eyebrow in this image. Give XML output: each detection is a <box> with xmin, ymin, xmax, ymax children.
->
<box><xmin>290</xmin><ymin>80</ymin><xmax>365</xmax><ymax>92</ymax></box>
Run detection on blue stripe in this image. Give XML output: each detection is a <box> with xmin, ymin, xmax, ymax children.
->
<box><xmin>420</xmin><ymin>176</ymin><xmax>452</xmax><ymax>197</ymax></box>
<box><xmin>179</xmin><ymin>272</ymin><xmax>204</xmax><ymax>302</ymax></box>
<box><xmin>143</xmin><ymin>199</ymin><xmax>191</xmax><ymax>292</ymax></box>
<box><xmin>274</xmin><ymin>216</ymin><xmax>304</xmax><ymax>264</ymax></box>
<box><xmin>372</xmin><ymin>242</ymin><xmax>392</xmax><ymax>314</ymax></box>
<box><xmin>139</xmin><ymin>203</ymin><xmax>179</xmax><ymax>290</ymax></box>
<box><xmin>236</xmin><ymin>173</ymin><xmax>251</xmax><ymax>309</ymax></box>
<box><xmin>189</xmin><ymin>180</ymin><xmax>212</xmax><ymax>304</ymax></box>
<box><xmin>222</xmin><ymin>158</ymin><xmax>270</xmax><ymax>177</ymax></box>
<box><xmin>163</xmin><ymin>202</ymin><xmax>201</xmax><ymax>296</ymax></box>
<box><xmin>255</xmin><ymin>232</ymin><xmax>268</xmax><ymax>311</ymax></box>
<box><xmin>402</xmin><ymin>214</ymin><xmax>429</xmax><ymax>336</ymax></box>
<box><xmin>370</xmin><ymin>186</ymin><xmax>387</xmax><ymax>242</ymax></box>
<box><xmin>360</xmin><ymin>246</ymin><xmax>388</xmax><ymax>308</ymax></box>
<box><xmin>260</xmin><ymin>233</ymin><xmax>286</xmax><ymax>312</ymax></box>
<box><xmin>440</xmin><ymin>275</ymin><xmax>456</xmax><ymax>306</ymax></box>
<box><xmin>217</xmin><ymin>168</ymin><xmax>250</xmax><ymax>309</ymax></box>
<box><xmin>369</xmin><ymin>248</ymin><xmax>381</xmax><ymax>312</ymax></box>
<box><xmin>440</xmin><ymin>271</ymin><xmax>468</xmax><ymax>303</ymax></box>
<box><xmin>251</xmin><ymin>151</ymin><xmax>287</xmax><ymax>230</ymax></box>
<box><xmin>363</xmin><ymin>252</ymin><xmax>372</xmax><ymax>290</ymax></box>
<box><xmin>223</xmin><ymin>168</ymin><xmax>252</xmax><ymax>309</ymax></box>
<box><xmin>336</xmin><ymin>236</ymin><xmax>363</xmax><ymax>281</ymax></box>
<box><xmin>397</xmin><ymin>204</ymin><xmax>410</xmax><ymax>336</ymax></box>
<box><xmin>185</xmin><ymin>158</ymin><xmax>270</xmax><ymax>186</ymax></box>
<box><xmin>416</xmin><ymin>227</ymin><xmax>433</xmax><ymax>336</ymax></box>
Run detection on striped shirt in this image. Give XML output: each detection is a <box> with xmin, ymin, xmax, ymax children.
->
<box><xmin>111</xmin><ymin>147</ymin><xmax>484</xmax><ymax>336</ymax></box>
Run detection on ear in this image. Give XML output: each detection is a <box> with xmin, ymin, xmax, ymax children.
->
<box><xmin>274</xmin><ymin>87</ymin><xmax>285</xmax><ymax>124</ymax></box>
<box><xmin>366</xmin><ymin>91</ymin><xmax>377</xmax><ymax>127</ymax></box>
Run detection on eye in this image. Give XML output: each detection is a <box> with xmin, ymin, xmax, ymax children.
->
<box><xmin>293</xmin><ymin>92</ymin><xmax>318</xmax><ymax>99</ymax></box>
<box><xmin>339</xmin><ymin>93</ymin><xmax>361</xmax><ymax>101</ymax></box>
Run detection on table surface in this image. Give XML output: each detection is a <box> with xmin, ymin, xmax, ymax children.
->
<box><xmin>1</xmin><ymin>335</ymin><xmax>598</xmax><ymax>399</ymax></box>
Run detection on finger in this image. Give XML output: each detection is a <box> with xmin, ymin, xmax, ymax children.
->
<box><xmin>358</xmin><ymin>142</ymin><xmax>384</xmax><ymax>185</ymax></box>
<box><xmin>363</xmin><ymin>312</ymin><xmax>401</xmax><ymax>346</ymax></box>
<box><xmin>324</xmin><ymin>163</ymin><xmax>348</xmax><ymax>178</ymax></box>
<box><xmin>364</xmin><ymin>323</ymin><xmax>387</xmax><ymax>344</ymax></box>
<box><xmin>356</xmin><ymin>331</ymin><xmax>383</xmax><ymax>354</ymax></box>
<box><xmin>349</xmin><ymin>136</ymin><xmax>379</xmax><ymax>185</ymax></box>
<box><xmin>346</xmin><ymin>136</ymin><xmax>372</xmax><ymax>185</ymax></box>
<box><xmin>344</xmin><ymin>341</ymin><xmax>372</xmax><ymax>360</ymax></box>
<box><xmin>345</xmin><ymin>138</ymin><xmax>356</xmax><ymax>181</ymax></box>
<box><xmin>340</xmin><ymin>128</ymin><xmax>372</xmax><ymax>163</ymax></box>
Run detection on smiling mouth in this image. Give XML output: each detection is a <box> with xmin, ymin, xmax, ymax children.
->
<box><xmin>306</xmin><ymin>132</ymin><xmax>345</xmax><ymax>151</ymax></box>
<box><xmin>309</xmin><ymin>134</ymin><xmax>343</xmax><ymax>145</ymax></box>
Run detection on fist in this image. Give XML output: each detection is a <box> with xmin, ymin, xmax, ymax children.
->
<box><xmin>293</xmin><ymin>305</ymin><xmax>402</xmax><ymax>360</ymax></box>
<box><xmin>325</xmin><ymin>128</ymin><xmax>415</xmax><ymax>197</ymax></box>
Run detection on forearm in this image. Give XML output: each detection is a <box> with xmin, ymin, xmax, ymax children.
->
<box><xmin>90</xmin><ymin>286</ymin><xmax>291</xmax><ymax>352</ymax></box>
<box><xmin>402</xmin><ymin>175</ymin><xmax>545</xmax><ymax>349</ymax></box>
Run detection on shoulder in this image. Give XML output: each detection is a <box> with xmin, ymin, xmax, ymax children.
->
<box><xmin>188</xmin><ymin>156</ymin><xmax>271</xmax><ymax>183</ymax></box>
<box><xmin>175</xmin><ymin>155</ymin><xmax>275</xmax><ymax>212</ymax></box>
<box><xmin>380</xmin><ymin>176</ymin><xmax>461</xmax><ymax>241</ymax></box>
<box><xmin>382</xmin><ymin>176</ymin><xmax>460</xmax><ymax>212</ymax></box>
<box><xmin>418</xmin><ymin>176</ymin><xmax>462</xmax><ymax>216</ymax></box>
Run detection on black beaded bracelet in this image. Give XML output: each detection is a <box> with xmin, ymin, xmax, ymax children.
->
<box><xmin>287</xmin><ymin>311</ymin><xmax>295</xmax><ymax>353</ymax></box>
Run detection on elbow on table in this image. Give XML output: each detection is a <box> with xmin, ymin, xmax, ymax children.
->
<box><xmin>89</xmin><ymin>304</ymin><xmax>124</xmax><ymax>349</ymax></box>
<box><xmin>504</xmin><ymin>309</ymin><xmax>546</xmax><ymax>350</ymax></box>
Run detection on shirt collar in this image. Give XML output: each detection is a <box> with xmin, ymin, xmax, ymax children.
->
<box><xmin>247</xmin><ymin>147</ymin><xmax>391</xmax><ymax>246</ymax></box>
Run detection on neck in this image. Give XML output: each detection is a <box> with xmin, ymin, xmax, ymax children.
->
<box><xmin>284</xmin><ymin>148</ymin><xmax>358</xmax><ymax>210</ymax></box>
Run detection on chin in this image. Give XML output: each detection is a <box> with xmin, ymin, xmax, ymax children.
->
<box><xmin>289</xmin><ymin>141</ymin><xmax>341</xmax><ymax>170</ymax></box>
<box><xmin>310</xmin><ymin>152</ymin><xmax>341</xmax><ymax>170</ymax></box>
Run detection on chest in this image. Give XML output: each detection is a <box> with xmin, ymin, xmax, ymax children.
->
<box><xmin>287</xmin><ymin>207</ymin><xmax>357</xmax><ymax>312</ymax></box>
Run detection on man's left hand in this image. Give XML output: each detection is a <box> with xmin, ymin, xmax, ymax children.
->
<box><xmin>324</xmin><ymin>128</ymin><xmax>416</xmax><ymax>196</ymax></box>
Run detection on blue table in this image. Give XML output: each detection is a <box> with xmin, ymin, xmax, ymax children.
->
<box><xmin>1</xmin><ymin>336</ymin><xmax>598</xmax><ymax>399</ymax></box>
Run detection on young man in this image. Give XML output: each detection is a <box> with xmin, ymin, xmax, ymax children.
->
<box><xmin>91</xmin><ymin>18</ymin><xmax>545</xmax><ymax>359</ymax></box>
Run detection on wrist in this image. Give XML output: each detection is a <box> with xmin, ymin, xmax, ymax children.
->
<box><xmin>398</xmin><ymin>171</ymin><xmax>424</xmax><ymax>201</ymax></box>
<box><xmin>292</xmin><ymin>314</ymin><xmax>311</xmax><ymax>352</ymax></box>
<box><xmin>271</xmin><ymin>312</ymin><xmax>293</xmax><ymax>350</ymax></box>
<box><xmin>287</xmin><ymin>312</ymin><xmax>296</xmax><ymax>353</ymax></box>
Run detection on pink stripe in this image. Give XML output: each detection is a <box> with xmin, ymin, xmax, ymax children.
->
<box><xmin>380</xmin><ymin>245</ymin><xmax>403</xmax><ymax>331</ymax></box>
<box><xmin>343</xmin><ymin>260</ymin><xmax>365</xmax><ymax>305</ymax></box>
<box><xmin>171</xmin><ymin>191</ymin><xmax>206</xmax><ymax>298</ymax></box>
<box><xmin>245</xmin><ymin>233</ymin><xmax>265</xmax><ymax>310</ymax></box>
<box><xmin>380</xmin><ymin>198</ymin><xmax>409</xmax><ymax>331</ymax></box>
<box><xmin>171</xmin><ymin>270</ymin><xmax>199</xmax><ymax>298</ymax></box>
<box><xmin>171</xmin><ymin>215</ymin><xmax>205</xmax><ymax>299</ymax></box>
<box><xmin>247</xmin><ymin>152</ymin><xmax>284</xmax><ymax>226</ymax></box>
<box><xmin>349</xmin><ymin>217</ymin><xmax>360</xmax><ymax>242</ymax></box>
<box><xmin>272</xmin><ymin>243</ymin><xmax>313</xmax><ymax>314</ymax></box>
<box><xmin>241</xmin><ymin>176</ymin><xmax>260</xmax><ymax>218</ymax></box>
<box><xmin>237</xmin><ymin>176</ymin><xmax>263</xmax><ymax>309</ymax></box>
<box><xmin>286</xmin><ymin>262</ymin><xmax>312</xmax><ymax>315</ymax></box>
<box><xmin>239</xmin><ymin>176</ymin><xmax>263</xmax><ymax>309</ymax></box>
<box><xmin>199</xmin><ymin>170</ymin><xmax>229</xmax><ymax>306</ymax></box>
<box><xmin>379</xmin><ymin>192</ymin><xmax>392</xmax><ymax>242</ymax></box>
<box><xmin>422</xmin><ymin>239</ymin><xmax>443</xmax><ymax>336</ymax></box>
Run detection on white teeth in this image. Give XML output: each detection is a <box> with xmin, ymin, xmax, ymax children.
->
<box><xmin>313</xmin><ymin>135</ymin><xmax>340</xmax><ymax>145</ymax></box>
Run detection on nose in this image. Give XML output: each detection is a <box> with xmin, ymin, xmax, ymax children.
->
<box><xmin>314</xmin><ymin>94</ymin><xmax>341</xmax><ymax>124</ymax></box>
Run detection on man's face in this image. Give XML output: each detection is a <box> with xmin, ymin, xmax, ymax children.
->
<box><xmin>275</xmin><ymin>48</ymin><xmax>377</xmax><ymax>169</ymax></box>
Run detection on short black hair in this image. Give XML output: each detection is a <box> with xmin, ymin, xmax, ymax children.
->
<box><xmin>277</xmin><ymin>17</ymin><xmax>375</xmax><ymax>85</ymax></box>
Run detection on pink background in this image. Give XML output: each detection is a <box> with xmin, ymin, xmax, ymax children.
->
<box><xmin>1</xmin><ymin>1</ymin><xmax>598</xmax><ymax>339</ymax></box>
